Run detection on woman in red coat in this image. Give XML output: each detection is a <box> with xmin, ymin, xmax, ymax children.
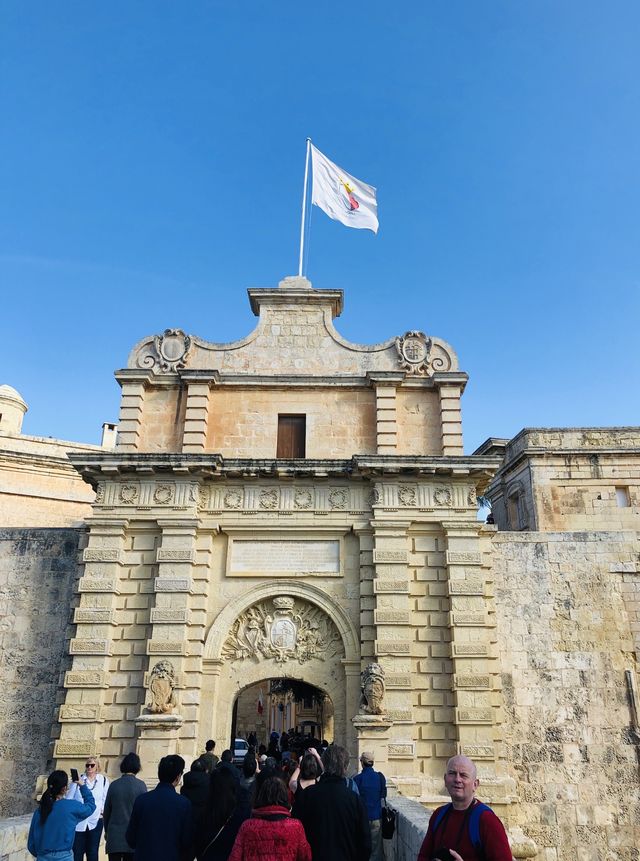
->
<box><xmin>229</xmin><ymin>776</ymin><xmax>311</xmax><ymax>861</ymax></box>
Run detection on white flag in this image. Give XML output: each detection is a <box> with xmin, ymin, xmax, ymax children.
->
<box><xmin>311</xmin><ymin>144</ymin><xmax>378</xmax><ymax>234</ymax></box>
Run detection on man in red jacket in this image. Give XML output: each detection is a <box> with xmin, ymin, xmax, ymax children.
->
<box><xmin>417</xmin><ymin>755</ymin><xmax>512</xmax><ymax>861</ymax></box>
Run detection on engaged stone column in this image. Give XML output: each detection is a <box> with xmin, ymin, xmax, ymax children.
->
<box><xmin>442</xmin><ymin>522</ymin><xmax>504</xmax><ymax>772</ymax></box>
<box><xmin>55</xmin><ymin>518</ymin><xmax>128</xmax><ymax>769</ymax></box>
<box><xmin>367</xmin><ymin>515</ymin><xmax>419</xmax><ymax>792</ymax></box>
<box><xmin>115</xmin><ymin>372</ymin><xmax>149</xmax><ymax>451</ymax></box>
<box><xmin>181</xmin><ymin>375</ymin><xmax>212</xmax><ymax>452</ymax></box>
<box><xmin>438</xmin><ymin>384</ymin><xmax>463</xmax><ymax>455</ymax></box>
<box><xmin>135</xmin><ymin>517</ymin><xmax>208</xmax><ymax>775</ymax></box>
<box><xmin>370</xmin><ymin>374</ymin><xmax>403</xmax><ymax>454</ymax></box>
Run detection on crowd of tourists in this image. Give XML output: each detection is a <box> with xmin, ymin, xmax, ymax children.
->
<box><xmin>28</xmin><ymin>739</ymin><xmax>512</xmax><ymax>861</ymax></box>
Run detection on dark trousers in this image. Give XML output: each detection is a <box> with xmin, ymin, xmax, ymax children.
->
<box><xmin>108</xmin><ymin>854</ymin><xmax>134</xmax><ymax>861</ymax></box>
<box><xmin>73</xmin><ymin>820</ymin><xmax>103</xmax><ymax>861</ymax></box>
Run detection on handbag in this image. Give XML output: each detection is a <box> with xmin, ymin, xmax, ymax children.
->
<box><xmin>381</xmin><ymin>801</ymin><xmax>396</xmax><ymax>839</ymax></box>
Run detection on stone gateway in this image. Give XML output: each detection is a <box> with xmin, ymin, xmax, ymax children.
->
<box><xmin>0</xmin><ymin>275</ymin><xmax>638</xmax><ymax>859</ymax></box>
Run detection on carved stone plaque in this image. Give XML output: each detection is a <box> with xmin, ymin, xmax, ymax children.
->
<box><xmin>229</xmin><ymin>539</ymin><xmax>340</xmax><ymax>576</ymax></box>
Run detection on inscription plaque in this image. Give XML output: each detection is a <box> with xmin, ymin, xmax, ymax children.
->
<box><xmin>229</xmin><ymin>540</ymin><xmax>340</xmax><ymax>576</ymax></box>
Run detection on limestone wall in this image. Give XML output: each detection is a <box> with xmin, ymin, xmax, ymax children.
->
<box><xmin>492</xmin><ymin>531</ymin><xmax>640</xmax><ymax>859</ymax></box>
<box><xmin>0</xmin><ymin>433</ymin><xmax>97</xmax><ymax>527</ymax></box>
<box><xmin>485</xmin><ymin>428</ymin><xmax>640</xmax><ymax>533</ymax></box>
<box><xmin>206</xmin><ymin>388</ymin><xmax>378</xmax><ymax>457</ymax></box>
<box><xmin>0</xmin><ymin>815</ymin><xmax>31</xmax><ymax>861</ymax></box>
<box><xmin>138</xmin><ymin>387</ymin><xmax>187</xmax><ymax>451</ymax></box>
<box><xmin>0</xmin><ymin>528</ymin><xmax>83</xmax><ymax>817</ymax></box>
<box><xmin>395</xmin><ymin>389</ymin><xmax>442</xmax><ymax>456</ymax></box>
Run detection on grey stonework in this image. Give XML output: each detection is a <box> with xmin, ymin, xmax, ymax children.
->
<box><xmin>0</xmin><ymin>528</ymin><xmax>83</xmax><ymax>816</ymax></box>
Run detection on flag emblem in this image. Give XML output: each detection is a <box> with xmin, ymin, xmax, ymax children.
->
<box><xmin>310</xmin><ymin>143</ymin><xmax>378</xmax><ymax>233</ymax></box>
<box><xmin>341</xmin><ymin>180</ymin><xmax>360</xmax><ymax>212</ymax></box>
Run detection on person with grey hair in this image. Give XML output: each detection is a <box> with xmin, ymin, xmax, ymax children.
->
<box><xmin>417</xmin><ymin>755</ymin><xmax>512</xmax><ymax>861</ymax></box>
<box><xmin>292</xmin><ymin>744</ymin><xmax>370</xmax><ymax>861</ymax></box>
<box><xmin>353</xmin><ymin>751</ymin><xmax>386</xmax><ymax>861</ymax></box>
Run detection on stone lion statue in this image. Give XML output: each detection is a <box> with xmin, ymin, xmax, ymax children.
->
<box><xmin>147</xmin><ymin>660</ymin><xmax>177</xmax><ymax>714</ymax></box>
<box><xmin>359</xmin><ymin>662</ymin><xmax>385</xmax><ymax>715</ymax></box>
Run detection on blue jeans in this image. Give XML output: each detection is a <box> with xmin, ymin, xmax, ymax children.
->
<box><xmin>73</xmin><ymin>820</ymin><xmax>103</xmax><ymax>861</ymax></box>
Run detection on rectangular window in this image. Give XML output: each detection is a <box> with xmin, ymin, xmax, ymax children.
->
<box><xmin>277</xmin><ymin>415</ymin><xmax>306</xmax><ymax>458</ymax></box>
<box><xmin>615</xmin><ymin>487</ymin><xmax>631</xmax><ymax>508</ymax></box>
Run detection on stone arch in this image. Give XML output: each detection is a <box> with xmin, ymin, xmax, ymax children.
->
<box><xmin>203</xmin><ymin>579</ymin><xmax>359</xmax><ymax>663</ymax></box>
<box><xmin>201</xmin><ymin>581</ymin><xmax>360</xmax><ymax>754</ymax></box>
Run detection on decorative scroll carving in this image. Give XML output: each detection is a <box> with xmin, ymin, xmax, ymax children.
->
<box><xmin>154</xmin><ymin>484</ymin><xmax>174</xmax><ymax>505</ymax></box>
<box><xmin>373</xmin><ymin>550</ymin><xmax>407</xmax><ymax>563</ymax></box>
<box><xmin>294</xmin><ymin>489</ymin><xmax>314</xmax><ymax>509</ymax></box>
<box><xmin>434</xmin><ymin>486</ymin><xmax>452</xmax><ymax>507</ymax></box>
<box><xmin>225</xmin><ymin>489</ymin><xmax>244</xmax><ymax>509</ymax></box>
<box><xmin>198</xmin><ymin>487</ymin><xmax>211</xmax><ymax>510</ymax></box>
<box><xmin>156</xmin><ymin>549</ymin><xmax>194</xmax><ymax>562</ymax></box>
<box><xmin>119</xmin><ymin>484</ymin><xmax>138</xmax><ymax>504</ymax></box>
<box><xmin>222</xmin><ymin>597</ymin><xmax>342</xmax><ymax>665</ymax></box>
<box><xmin>388</xmin><ymin>743</ymin><xmax>414</xmax><ymax>757</ymax></box>
<box><xmin>447</xmin><ymin>551</ymin><xmax>482</xmax><ymax>565</ymax></box>
<box><xmin>467</xmin><ymin>487</ymin><xmax>477</xmax><ymax>506</ymax></box>
<box><xmin>397</xmin><ymin>485</ymin><xmax>417</xmax><ymax>507</ymax></box>
<box><xmin>142</xmin><ymin>329</ymin><xmax>192</xmax><ymax>373</ymax></box>
<box><xmin>328</xmin><ymin>488</ymin><xmax>348</xmax><ymax>509</ymax></box>
<box><xmin>387</xmin><ymin>708</ymin><xmax>412</xmax><ymax>722</ymax></box>
<box><xmin>396</xmin><ymin>331</ymin><xmax>432</xmax><ymax>376</ymax></box>
<box><xmin>359</xmin><ymin>662</ymin><xmax>385</xmax><ymax>715</ymax></box>
<box><xmin>146</xmin><ymin>660</ymin><xmax>177</xmax><ymax>714</ymax></box>
<box><xmin>373</xmin><ymin>580</ymin><xmax>408</xmax><ymax>594</ymax></box>
<box><xmin>452</xmin><ymin>643</ymin><xmax>489</xmax><ymax>657</ymax></box>
<box><xmin>259</xmin><ymin>489</ymin><xmax>279</xmax><ymax>509</ymax></box>
<box><xmin>83</xmin><ymin>548</ymin><xmax>122</xmax><ymax>563</ymax></box>
<box><xmin>65</xmin><ymin>670</ymin><xmax>107</xmax><ymax>688</ymax></box>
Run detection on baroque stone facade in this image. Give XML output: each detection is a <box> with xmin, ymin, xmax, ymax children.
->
<box><xmin>0</xmin><ymin>276</ymin><xmax>638</xmax><ymax>859</ymax></box>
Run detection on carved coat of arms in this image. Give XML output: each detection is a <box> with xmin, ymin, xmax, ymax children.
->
<box><xmin>396</xmin><ymin>331</ymin><xmax>432</xmax><ymax>375</ymax></box>
<box><xmin>222</xmin><ymin>597</ymin><xmax>342</xmax><ymax>665</ymax></box>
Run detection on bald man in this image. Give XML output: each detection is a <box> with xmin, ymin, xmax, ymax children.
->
<box><xmin>417</xmin><ymin>756</ymin><xmax>512</xmax><ymax>861</ymax></box>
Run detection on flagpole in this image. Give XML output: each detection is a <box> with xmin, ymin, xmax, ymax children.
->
<box><xmin>298</xmin><ymin>138</ymin><xmax>311</xmax><ymax>276</ymax></box>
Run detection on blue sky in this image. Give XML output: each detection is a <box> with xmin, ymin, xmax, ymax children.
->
<box><xmin>2</xmin><ymin>2</ymin><xmax>638</xmax><ymax>453</ymax></box>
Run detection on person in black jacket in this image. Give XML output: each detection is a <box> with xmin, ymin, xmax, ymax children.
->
<box><xmin>181</xmin><ymin>759</ymin><xmax>210</xmax><ymax>851</ymax></box>
<box><xmin>126</xmin><ymin>755</ymin><xmax>192</xmax><ymax>861</ymax></box>
<box><xmin>292</xmin><ymin>744</ymin><xmax>371</xmax><ymax>861</ymax></box>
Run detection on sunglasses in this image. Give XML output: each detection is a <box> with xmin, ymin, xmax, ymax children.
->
<box><xmin>86</xmin><ymin>763</ymin><xmax>96</xmax><ymax>768</ymax></box>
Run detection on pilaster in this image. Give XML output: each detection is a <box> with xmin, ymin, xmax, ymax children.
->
<box><xmin>343</xmin><ymin>659</ymin><xmax>363</xmax><ymax>759</ymax></box>
<box><xmin>116</xmin><ymin>377</ymin><xmax>148</xmax><ymax>452</ymax></box>
<box><xmin>370</xmin><ymin>376</ymin><xmax>404</xmax><ymax>455</ymax></box>
<box><xmin>369</xmin><ymin>517</ymin><xmax>413</xmax><ymax>740</ymax></box>
<box><xmin>438</xmin><ymin>384</ymin><xmax>463</xmax><ymax>455</ymax></box>
<box><xmin>442</xmin><ymin>521</ymin><xmax>504</xmax><ymax>770</ymax></box>
<box><xmin>54</xmin><ymin>518</ymin><xmax>128</xmax><ymax>768</ymax></box>
<box><xmin>136</xmin><ymin>517</ymin><xmax>211</xmax><ymax>774</ymax></box>
<box><xmin>181</xmin><ymin>378</ymin><xmax>211</xmax><ymax>453</ymax></box>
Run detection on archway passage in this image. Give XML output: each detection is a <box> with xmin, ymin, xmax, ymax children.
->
<box><xmin>232</xmin><ymin>678</ymin><xmax>334</xmax><ymax>750</ymax></box>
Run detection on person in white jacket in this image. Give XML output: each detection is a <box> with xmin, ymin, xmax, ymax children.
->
<box><xmin>66</xmin><ymin>756</ymin><xmax>110</xmax><ymax>861</ymax></box>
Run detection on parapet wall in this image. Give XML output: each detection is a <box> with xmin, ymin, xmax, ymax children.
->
<box><xmin>0</xmin><ymin>528</ymin><xmax>83</xmax><ymax>817</ymax></box>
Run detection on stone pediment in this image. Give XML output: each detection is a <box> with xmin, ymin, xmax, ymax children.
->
<box><xmin>125</xmin><ymin>276</ymin><xmax>459</xmax><ymax>379</ymax></box>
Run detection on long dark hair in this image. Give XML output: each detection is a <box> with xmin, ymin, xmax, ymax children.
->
<box><xmin>40</xmin><ymin>771</ymin><xmax>68</xmax><ymax>824</ymax></box>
